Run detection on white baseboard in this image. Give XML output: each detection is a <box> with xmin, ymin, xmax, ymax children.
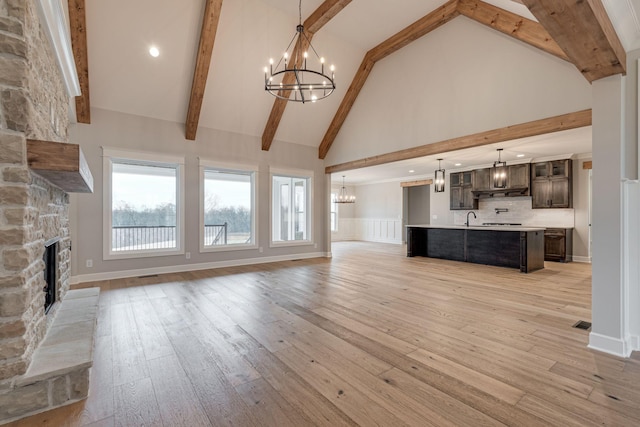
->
<box><xmin>630</xmin><ymin>334</ymin><xmax>640</xmax><ymax>352</ymax></box>
<box><xmin>71</xmin><ymin>252</ymin><xmax>330</xmax><ymax>284</ymax></box>
<box><xmin>572</xmin><ymin>255</ymin><xmax>592</xmax><ymax>263</ymax></box>
<box><xmin>588</xmin><ymin>332</ymin><xmax>633</xmax><ymax>357</ymax></box>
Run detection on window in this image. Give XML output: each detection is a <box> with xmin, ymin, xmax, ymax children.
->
<box><xmin>271</xmin><ymin>170</ymin><xmax>313</xmax><ymax>245</ymax></box>
<box><xmin>200</xmin><ymin>161</ymin><xmax>257</xmax><ymax>251</ymax></box>
<box><xmin>103</xmin><ymin>148</ymin><xmax>184</xmax><ymax>259</ymax></box>
<box><xmin>330</xmin><ymin>192</ymin><xmax>338</xmax><ymax>232</ymax></box>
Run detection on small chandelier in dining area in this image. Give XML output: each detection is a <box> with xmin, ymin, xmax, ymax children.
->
<box><xmin>264</xmin><ymin>0</ymin><xmax>336</xmax><ymax>103</ymax></box>
<box><xmin>492</xmin><ymin>148</ymin><xmax>508</xmax><ymax>188</ymax></box>
<box><xmin>336</xmin><ymin>175</ymin><xmax>355</xmax><ymax>203</ymax></box>
<box><xmin>434</xmin><ymin>158</ymin><xmax>445</xmax><ymax>193</ymax></box>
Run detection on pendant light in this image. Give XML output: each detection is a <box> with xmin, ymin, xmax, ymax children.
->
<box><xmin>264</xmin><ymin>0</ymin><xmax>336</xmax><ymax>103</ymax></box>
<box><xmin>492</xmin><ymin>148</ymin><xmax>508</xmax><ymax>188</ymax></box>
<box><xmin>434</xmin><ymin>159</ymin><xmax>445</xmax><ymax>193</ymax></box>
<box><xmin>335</xmin><ymin>175</ymin><xmax>355</xmax><ymax>203</ymax></box>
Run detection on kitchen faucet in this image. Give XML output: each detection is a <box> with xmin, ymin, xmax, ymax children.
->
<box><xmin>465</xmin><ymin>211</ymin><xmax>476</xmax><ymax>227</ymax></box>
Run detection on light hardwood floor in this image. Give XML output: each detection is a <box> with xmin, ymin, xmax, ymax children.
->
<box><xmin>9</xmin><ymin>242</ymin><xmax>640</xmax><ymax>426</ymax></box>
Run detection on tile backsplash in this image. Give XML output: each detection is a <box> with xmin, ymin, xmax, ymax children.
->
<box><xmin>452</xmin><ymin>197</ymin><xmax>575</xmax><ymax>228</ymax></box>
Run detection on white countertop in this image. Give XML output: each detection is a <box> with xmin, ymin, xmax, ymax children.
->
<box><xmin>407</xmin><ymin>224</ymin><xmax>546</xmax><ymax>232</ymax></box>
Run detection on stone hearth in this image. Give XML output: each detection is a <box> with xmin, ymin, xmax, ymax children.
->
<box><xmin>1</xmin><ymin>288</ymin><xmax>99</xmax><ymax>423</ymax></box>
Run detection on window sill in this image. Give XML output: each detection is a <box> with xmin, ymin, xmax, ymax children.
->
<box><xmin>269</xmin><ymin>240</ymin><xmax>314</xmax><ymax>248</ymax></box>
<box><xmin>200</xmin><ymin>244</ymin><xmax>258</xmax><ymax>253</ymax></box>
<box><xmin>104</xmin><ymin>248</ymin><xmax>184</xmax><ymax>261</ymax></box>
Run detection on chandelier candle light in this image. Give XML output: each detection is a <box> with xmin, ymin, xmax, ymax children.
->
<box><xmin>264</xmin><ymin>0</ymin><xmax>336</xmax><ymax>103</ymax></box>
<box><xmin>492</xmin><ymin>148</ymin><xmax>508</xmax><ymax>189</ymax></box>
<box><xmin>336</xmin><ymin>175</ymin><xmax>355</xmax><ymax>203</ymax></box>
<box><xmin>434</xmin><ymin>159</ymin><xmax>445</xmax><ymax>193</ymax></box>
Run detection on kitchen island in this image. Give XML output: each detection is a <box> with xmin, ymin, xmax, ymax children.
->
<box><xmin>406</xmin><ymin>224</ymin><xmax>545</xmax><ymax>273</ymax></box>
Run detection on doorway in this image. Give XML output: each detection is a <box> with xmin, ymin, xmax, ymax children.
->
<box><xmin>403</xmin><ymin>185</ymin><xmax>430</xmax><ymax>242</ymax></box>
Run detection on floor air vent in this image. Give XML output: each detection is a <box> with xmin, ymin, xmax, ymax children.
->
<box><xmin>138</xmin><ymin>274</ymin><xmax>159</xmax><ymax>278</ymax></box>
<box><xmin>573</xmin><ymin>320</ymin><xmax>592</xmax><ymax>330</ymax></box>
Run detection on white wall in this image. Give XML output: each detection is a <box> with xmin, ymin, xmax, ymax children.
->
<box><xmin>355</xmin><ymin>181</ymin><xmax>403</xmax><ymax>243</ymax></box>
<box><xmin>429</xmin><ymin>181</ymin><xmax>454</xmax><ymax>225</ymax></box>
<box><xmin>331</xmin><ymin>181</ymin><xmax>403</xmax><ymax>244</ymax></box>
<box><xmin>591</xmin><ymin>75</ymin><xmax>627</xmax><ymax>355</ymax></box>
<box><xmin>331</xmin><ymin>183</ymin><xmax>357</xmax><ymax>241</ymax></box>
<box><xmin>573</xmin><ymin>158</ymin><xmax>592</xmax><ymax>262</ymax></box>
<box><xmin>324</xmin><ymin>16</ymin><xmax>591</xmax><ymax>166</ymax></box>
<box><xmin>69</xmin><ymin>108</ymin><xmax>327</xmax><ymax>282</ymax></box>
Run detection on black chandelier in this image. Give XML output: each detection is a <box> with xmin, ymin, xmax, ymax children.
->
<box><xmin>492</xmin><ymin>148</ymin><xmax>508</xmax><ymax>188</ymax></box>
<box><xmin>335</xmin><ymin>175</ymin><xmax>355</xmax><ymax>203</ymax></box>
<box><xmin>434</xmin><ymin>159</ymin><xmax>445</xmax><ymax>193</ymax></box>
<box><xmin>264</xmin><ymin>0</ymin><xmax>335</xmax><ymax>103</ymax></box>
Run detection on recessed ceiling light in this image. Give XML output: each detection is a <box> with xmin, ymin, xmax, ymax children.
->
<box><xmin>409</xmin><ymin>170</ymin><xmax>415</xmax><ymax>173</ymax></box>
<box><xmin>516</xmin><ymin>154</ymin><xmax>525</xmax><ymax>158</ymax></box>
<box><xmin>149</xmin><ymin>46</ymin><xmax>160</xmax><ymax>57</ymax></box>
<box><xmin>455</xmin><ymin>163</ymin><xmax>462</xmax><ymax>166</ymax></box>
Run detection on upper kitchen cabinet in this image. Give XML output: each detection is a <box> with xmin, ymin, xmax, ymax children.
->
<box><xmin>531</xmin><ymin>159</ymin><xmax>573</xmax><ymax>208</ymax></box>
<box><xmin>449</xmin><ymin>171</ymin><xmax>477</xmax><ymax>210</ymax></box>
<box><xmin>471</xmin><ymin>164</ymin><xmax>529</xmax><ymax>197</ymax></box>
<box><xmin>507</xmin><ymin>164</ymin><xmax>530</xmax><ymax>190</ymax></box>
<box><xmin>473</xmin><ymin>168</ymin><xmax>490</xmax><ymax>191</ymax></box>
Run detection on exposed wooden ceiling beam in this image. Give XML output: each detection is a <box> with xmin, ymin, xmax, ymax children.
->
<box><xmin>318</xmin><ymin>0</ymin><xmax>460</xmax><ymax>159</ymax></box>
<box><xmin>68</xmin><ymin>0</ymin><xmax>91</xmax><ymax>124</ymax></box>
<box><xmin>261</xmin><ymin>0</ymin><xmax>352</xmax><ymax>151</ymax></box>
<box><xmin>520</xmin><ymin>0</ymin><xmax>626</xmax><ymax>82</ymax></box>
<box><xmin>317</xmin><ymin>54</ymin><xmax>375</xmax><ymax>160</ymax></box>
<box><xmin>325</xmin><ymin>109</ymin><xmax>591</xmax><ymax>174</ymax></box>
<box><xmin>401</xmin><ymin>179</ymin><xmax>433</xmax><ymax>188</ymax></box>
<box><xmin>367</xmin><ymin>0</ymin><xmax>460</xmax><ymax>63</ymax></box>
<box><xmin>457</xmin><ymin>0</ymin><xmax>569</xmax><ymax>62</ymax></box>
<box><xmin>185</xmin><ymin>0</ymin><xmax>224</xmax><ymax>141</ymax></box>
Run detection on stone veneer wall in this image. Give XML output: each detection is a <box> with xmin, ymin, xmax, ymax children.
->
<box><xmin>0</xmin><ymin>0</ymin><xmax>71</xmax><ymax>390</ymax></box>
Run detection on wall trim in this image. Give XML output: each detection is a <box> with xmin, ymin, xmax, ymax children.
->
<box><xmin>71</xmin><ymin>252</ymin><xmax>330</xmax><ymax>284</ymax></box>
<box><xmin>572</xmin><ymin>256</ymin><xmax>592</xmax><ymax>263</ymax></box>
<box><xmin>630</xmin><ymin>334</ymin><xmax>640</xmax><ymax>351</ymax></box>
<box><xmin>35</xmin><ymin>0</ymin><xmax>81</xmax><ymax>97</ymax></box>
<box><xmin>588</xmin><ymin>332</ymin><xmax>633</xmax><ymax>357</ymax></box>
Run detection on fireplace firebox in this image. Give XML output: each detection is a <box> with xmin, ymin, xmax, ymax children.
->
<box><xmin>43</xmin><ymin>238</ymin><xmax>59</xmax><ymax>313</ymax></box>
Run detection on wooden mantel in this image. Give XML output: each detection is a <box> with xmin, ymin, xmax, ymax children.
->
<box><xmin>27</xmin><ymin>139</ymin><xmax>94</xmax><ymax>193</ymax></box>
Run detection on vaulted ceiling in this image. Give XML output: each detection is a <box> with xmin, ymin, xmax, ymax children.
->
<box><xmin>68</xmin><ymin>0</ymin><xmax>638</xmax><ymax>171</ymax></box>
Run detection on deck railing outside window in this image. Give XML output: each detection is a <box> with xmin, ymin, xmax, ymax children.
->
<box><xmin>112</xmin><ymin>224</ymin><xmax>228</xmax><ymax>251</ymax></box>
<box><xmin>112</xmin><ymin>226</ymin><xmax>176</xmax><ymax>251</ymax></box>
<box><xmin>204</xmin><ymin>223</ymin><xmax>228</xmax><ymax>246</ymax></box>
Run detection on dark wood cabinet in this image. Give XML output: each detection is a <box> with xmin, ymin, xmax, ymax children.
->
<box><xmin>471</xmin><ymin>164</ymin><xmax>529</xmax><ymax>198</ymax></box>
<box><xmin>534</xmin><ymin>160</ymin><xmax>570</xmax><ymax>180</ymax></box>
<box><xmin>406</xmin><ymin>226</ymin><xmax>545</xmax><ymax>273</ymax></box>
<box><xmin>531</xmin><ymin>160</ymin><xmax>572</xmax><ymax>208</ymax></box>
<box><xmin>449</xmin><ymin>171</ymin><xmax>477</xmax><ymax>210</ymax></box>
<box><xmin>544</xmin><ymin>228</ymin><xmax>573</xmax><ymax>262</ymax></box>
<box><xmin>466</xmin><ymin>229</ymin><xmax>521</xmax><ymax>269</ymax></box>
<box><xmin>508</xmin><ymin>164</ymin><xmax>530</xmax><ymax>190</ymax></box>
<box><xmin>472</xmin><ymin>168</ymin><xmax>490</xmax><ymax>191</ymax></box>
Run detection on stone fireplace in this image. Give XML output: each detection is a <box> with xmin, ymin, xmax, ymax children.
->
<box><xmin>43</xmin><ymin>237</ymin><xmax>60</xmax><ymax>314</ymax></box>
<box><xmin>0</xmin><ymin>0</ymin><xmax>95</xmax><ymax>423</ymax></box>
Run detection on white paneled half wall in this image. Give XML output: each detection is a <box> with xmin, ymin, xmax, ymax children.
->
<box><xmin>333</xmin><ymin>218</ymin><xmax>403</xmax><ymax>244</ymax></box>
